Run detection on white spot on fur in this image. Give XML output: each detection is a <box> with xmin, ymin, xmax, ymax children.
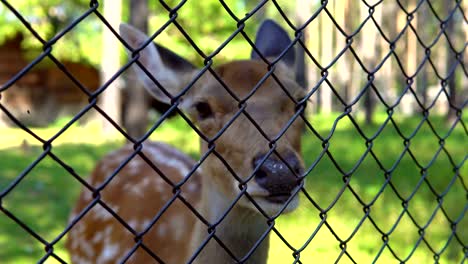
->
<box><xmin>80</xmin><ymin>236</ymin><xmax>96</xmax><ymax>258</ymax></box>
<box><xmin>154</xmin><ymin>176</ymin><xmax>164</xmax><ymax>184</ymax></box>
<box><xmin>127</xmin><ymin>220</ymin><xmax>138</xmax><ymax>230</ymax></box>
<box><xmin>99</xmin><ymin>162</ymin><xmax>112</xmax><ymax>176</ymax></box>
<box><xmin>97</xmin><ymin>243</ymin><xmax>120</xmax><ymax>263</ymax></box>
<box><xmin>70</xmin><ymin>234</ymin><xmax>79</xmax><ymax>250</ymax></box>
<box><xmin>140</xmin><ymin>177</ymin><xmax>151</xmax><ymax>187</ymax></box>
<box><xmin>124</xmin><ymin>182</ymin><xmax>144</xmax><ymax>198</ymax></box>
<box><xmin>126</xmin><ymin>159</ymin><xmax>144</xmax><ymax>175</ymax></box>
<box><xmin>186</xmin><ymin>183</ymin><xmax>197</xmax><ymax>192</ymax></box>
<box><xmin>75</xmin><ymin>223</ymin><xmax>85</xmax><ymax>235</ymax></box>
<box><xmin>92</xmin><ymin>207</ymin><xmax>112</xmax><ymax>221</ymax></box>
<box><xmin>141</xmin><ymin>219</ymin><xmax>152</xmax><ymax>229</ymax></box>
<box><xmin>68</xmin><ymin>211</ymin><xmax>77</xmax><ymax>224</ymax></box>
<box><xmin>124</xmin><ymin>176</ymin><xmax>158</xmax><ymax>198</ymax></box>
<box><xmin>82</xmin><ymin>190</ymin><xmax>92</xmax><ymax>201</ymax></box>
<box><xmin>155</xmin><ymin>180</ymin><xmax>165</xmax><ymax>192</ymax></box>
<box><xmin>92</xmin><ymin>231</ymin><xmax>104</xmax><ymax>243</ymax></box>
<box><xmin>145</xmin><ymin>144</ymin><xmax>190</xmax><ymax>177</ymax></box>
<box><xmin>72</xmin><ymin>255</ymin><xmax>92</xmax><ymax>264</ymax></box>
<box><xmin>103</xmin><ymin>225</ymin><xmax>114</xmax><ymax>236</ymax></box>
<box><xmin>171</xmin><ymin>217</ymin><xmax>185</xmax><ymax>240</ymax></box>
<box><xmin>157</xmin><ymin>222</ymin><xmax>167</xmax><ymax>237</ymax></box>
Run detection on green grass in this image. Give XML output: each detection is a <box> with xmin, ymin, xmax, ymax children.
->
<box><xmin>0</xmin><ymin>113</ymin><xmax>466</xmax><ymax>263</ymax></box>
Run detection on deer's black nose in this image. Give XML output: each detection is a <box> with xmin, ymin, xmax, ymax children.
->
<box><xmin>252</xmin><ymin>153</ymin><xmax>303</xmax><ymax>203</ymax></box>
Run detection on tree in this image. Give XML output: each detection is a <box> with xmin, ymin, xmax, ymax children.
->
<box><xmin>320</xmin><ymin>0</ymin><xmax>334</xmax><ymax>114</ymax></box>
<box><xmin>360</xmin><ymin>2</ymin><xmax>382</xmax><ymax>124</ymax></box>
<box><xmin>349</xmin><ymin>3</ymin><xmax>363</xmax><ymax>113</ymax></box>
<box><xmin>123</xmin><ymin>0</ymin><xmax>150</xmax><ymax>138</ymax></box>
<box><xmin>0</xmin><ymin>1</ymin><xmax>101</xmax><ymax>65</ymax></box>
<box><xmin>403</xmin><ymin>0</ymin><xmax>418</xmax><ymax>116</ymax></box>
<box><xmin>295</xmin><ymin>0</ymin><xmax>312</xmax><ymax>88</ymax></box>
<box><xmin>297</xmin><ymin>1</ymin><xmax>322</xmax><ymax>114</ymax></box>
<box><xmin>334</xmin><ymin>0</ymin><xmax>351</xmax><ymax>106</ymax></box>
<box><xmin>379</xmin><ymin>1</ymin><xmax>398</xmax><ymax>107</ymax></box>
<box><xmin>100</xmin><ymin>0</ymin><xmax>122</xmax><ymax>132</ymax></box>
<box><xmin>416</xmin><ymin>3</ymin><xmax>429</xmax><ymax>108</ymax></box>
<box><xmin>445</xmin><ymin>0</ymin><xmax>458</xmax><ymax>123</ymax></box>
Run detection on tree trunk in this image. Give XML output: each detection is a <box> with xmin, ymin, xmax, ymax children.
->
<box><xmin>349</xmin><ymin>3</ymin><xmax>362</xmax><ymax>112</ymax></box>
<box><xmin>462</xmin><ymin>0</ymin><xmax>468</xmax><ymax>110</ymax></box>
<box><xmin>403</xmin><ymin>0</ymin><xmax>418</xmax><ymax>116</ymax></box>
<box><xmin>295</xmin><ymin>34</ymin><xmax>307</xmax><ymax>88</ymax></box>
<box><xmin>124</xmin><ymin>0</ymin><xmax>150</xmax><ymax>138</ymax></box>
<box><xmin>380</xmin><ymin>1</ymin><xmax>397</xmax><ymax>106</ymax></box>
<box><xmin>295</xmin><ymin>0</ymin><xmax>311</xmax><ymax>89</ymax></box>
<box><xmin>361</xmin><ymin>3</ymin><xmax>381</xmax><ymax>125</ymax></box>
<box><xmin>416</xmin><ymin>4</ymin><xmax>428</xmax><ymax>109</ymax></box>
<box><xmin>100</xmin><ymin>0</ymin><xmax>122</xmax><ymax>133</ymax></box>
<box><xmin>320</xmin><ymin>0</ymin><xmax>334</xmax><ymax>114</ymax></box>
<box><xmin>335</xmin><ymin>0</ymin><xmax>350</xmax><ymax>106</ymax></box>
<box><xmin>445</xmin><ymin>3</ymin><xmax>457</xmax><ymax>123</ymax></box>
<box><xmin>304</xmin><ymin>2</ymin><xmax>320</xmax><ymax>114</ymax></box>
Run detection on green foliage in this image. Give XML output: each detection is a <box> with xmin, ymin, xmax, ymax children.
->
<box><xmin>0</xmin><ymin>1</ymin><xmax>297</xmax><ymax>67</ymax></box>
<box><xmin>0</xmin><ymin>0</ymin><xmax>102</xmax><ymax>65</ymax></box>
<box><xmin>148</xmin><ymin>1</ymin><xmax>259</xmax><ymax>65</ymax></box>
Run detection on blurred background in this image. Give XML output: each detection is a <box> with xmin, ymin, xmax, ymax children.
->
<box><xmin>0</xmin><ymin>0</ymin><xmax>466</xmax><ymax>263</ymax></box>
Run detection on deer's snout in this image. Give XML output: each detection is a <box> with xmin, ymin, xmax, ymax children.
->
<box><xmin>252</xmin><ymin>153</ymin><xmax>303</xmax><ymax>203</ymax></box>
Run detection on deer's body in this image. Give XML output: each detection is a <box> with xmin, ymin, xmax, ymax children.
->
<box><xmin>67</xmin><ymin>142</ymin><xmax>200</xmax><ymax>263</ymax></box>
<box><xmin>67</xmin><ymin>141</ymin><xmax>270</xmax><ymax>263</ymax></box>
<box><xmin>67</xmin><ymin>20</ymin><xmax>306</xmax><ymax>263</ymax></box>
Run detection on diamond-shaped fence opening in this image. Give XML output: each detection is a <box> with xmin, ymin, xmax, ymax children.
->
<box><xmin>0</xmin><ymin>0</ymin><xmax>466</xmax><ymax>263</ymax></box>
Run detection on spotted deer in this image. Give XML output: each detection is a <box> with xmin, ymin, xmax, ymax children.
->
<box><xmin>66</xmin><ymin>20</ymin><xmax>307</xmax><ymax>264</ymax></box>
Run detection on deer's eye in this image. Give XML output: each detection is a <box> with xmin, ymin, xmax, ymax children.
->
<box><xmin>194</xmin><ymin>101</ymin><xmax>213</xmax><ymax>120</ymax></box>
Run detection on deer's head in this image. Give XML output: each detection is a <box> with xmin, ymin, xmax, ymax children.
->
<box><xmin>120</xmin><ymin>20</ymin><xmax>306</xmax><ymax>216</ymax></box>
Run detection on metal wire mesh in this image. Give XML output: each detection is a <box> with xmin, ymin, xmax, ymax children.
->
<box><xmin>0</xmin><ymin>0</ymin><xmax>466</xmax><ymax>263</ymax></box>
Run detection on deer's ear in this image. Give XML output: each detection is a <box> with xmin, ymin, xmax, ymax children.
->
<box><xmin>250</xmin><ymin>19</ymin><xmax>295</xmax><ymax>67</ymax></box>
<box><xmin>119</xmin><ymin>23</ymin><xmax>196</xmax><ymax>104</ymax></box>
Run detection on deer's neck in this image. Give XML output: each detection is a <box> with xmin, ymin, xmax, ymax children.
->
<box><xmin>189</xmin><ymin>174</ymin><xmax>270</xmax><ymax>264</ymax></box>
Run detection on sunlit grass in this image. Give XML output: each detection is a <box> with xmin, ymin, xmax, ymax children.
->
<box><xmin>0</xmin><ymin>113</ymin><xmax>466</xmax><ymax>263</ymax></box>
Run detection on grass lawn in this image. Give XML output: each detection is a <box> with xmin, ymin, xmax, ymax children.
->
<box><xmin>0</xmin><ymin>112</ymin><xmax>466</xmax><ymax>263</ymax></box>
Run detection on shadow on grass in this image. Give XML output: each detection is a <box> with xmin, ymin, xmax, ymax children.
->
<box><xmin>0</xmin><ymin>115</ymin><xmax>466</xmax><ymax>263</ymax></box>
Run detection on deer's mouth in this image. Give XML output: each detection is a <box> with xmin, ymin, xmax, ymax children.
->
<box><xmin>248</xmin><ymin>192</ymin><xmax>300</xmax><ymax>215</ymax></box>
<box><xmin>264</xmin><ymin>193</ymin><xmax>291</xmax><ymax>204</ymax></box>
<box><xmin>246</xmin><ymin>183</ymin><xmax>301</xmax><ymax>214</ymax></box>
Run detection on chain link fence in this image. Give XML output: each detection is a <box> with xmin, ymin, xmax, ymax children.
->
<box><xmin>0</xmin><ymin>0</ymin><xmax>466</xmax><ymax>263</ymax></box>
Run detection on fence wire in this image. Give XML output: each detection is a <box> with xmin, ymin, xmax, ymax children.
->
<box><xmin>0</xmin><ymin>0</ymin><xmax>467</xmax><ymax>263</ymax></box>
